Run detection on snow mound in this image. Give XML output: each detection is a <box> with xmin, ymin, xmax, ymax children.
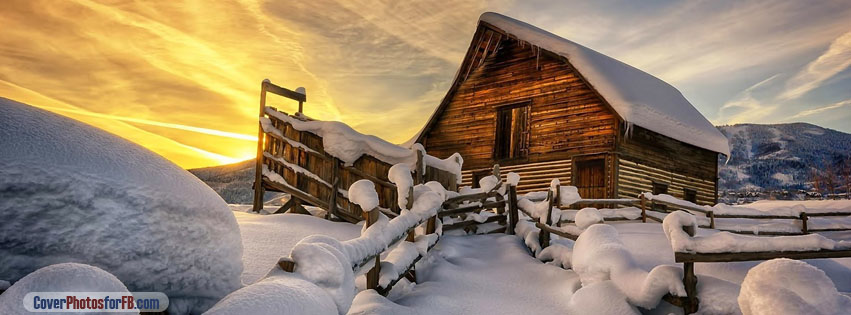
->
<box><xmin>0</xmin><ymin>263</ymin><xmax>133</xmax><ymax>315</ymax></box>
<box><xmin>479</xmin><ymin>12</ymin><xmax>730</xmax><ymax>157</ymax></box>
<box><xmin>572</xmin><ymin>224</ymin><xmax>684</xmax><ymax>309</ymax></box>
<box><xmin>738</xmin><ymin>259</ymin><xmax>851</xmax><ymax>315</ymax></box>
<box><xmin>0</xmin><ymin>99</ymin><xmax>242</xmax><ymax>314</ymax></box>
<box><xmin>291</xmin><ymin>235</ymin><xmax>355</xmax><ymax>314</ymax></box>
<box><xmin>575</xmin><ymin>208</ymin><xmax>604</xmax><ymax>229</ymax></box>
<box><xmin>203</xmin><ymin>274</ymin><xmax>337</xmax><ymax>315</ymax></box>
<box><xmin>568</xmin><ymin>281</ymin><xmax>639</xmax><ymax>315</ymax></box>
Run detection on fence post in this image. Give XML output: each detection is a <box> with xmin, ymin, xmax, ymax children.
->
<box><xmin>640</xmin><ymin>194</ymin><xmax>647</xmax><ymax>223</ymax></box>
<box><xmin>405</xmin><ymin>228</ymin><xmax>417</xmax><ymax>282</ymax></box>
<box><xmin>539</xmin><ymin>189</ymin><xmax>554</xmax><ymax>248</ymax></box>
<box><xmin>363</xmin><ymin>206</ymin><xmax>380</xmax><ymax>290</ymax></box>
<box><xmin>708</xmin><ymin>211</ymin><xmax>715</xmax><ymax>229</ymax></box>
<box><xmin>554</xmin><ymin>182</ymin><xmax>561</xmax><ymax>226</ymax></box>
<box><xmin>426</xmin><ymin>216</ymin><xmax>437</xmax><ymax>234</ymax></box>
<box><xmin>681</xmin><ymin>224</ymin><xmax>699</xmax><ymax>314</ymax></box>
<box><xmin>252</xmin><ymin>82</ymin><xmax>268</xmax><ymax>213</ymax></box>
<box><xmin>415</xmin><ymin>149</ymin><xmax>424</xmax><ymax>185</ymax></box>
<box><xmin>800</xmin><ymin>212</ymin><xmax>809</xmax><ymax>234</ymax></box>
<box><xmin>507</xmin><ymin>184</ymin><xmax>519</xmax><ymax>235</ymax></box>
<box><xmin>406</xmin><ymin>186</ymin><xmax>415</xmax><ymax>210</ymax></box>
<box><xmin>277</xmin><ymin>257</ymin><xmax>296</xmax><ymax>272</ymax></box>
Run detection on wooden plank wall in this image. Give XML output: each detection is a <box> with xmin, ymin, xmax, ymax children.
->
<box><xmin>461</xmin><ymin>159</ymin><xmax>571</xmax><ymax>195</ymax></box>
<box><xmin>261</xmin><ymin>111</ymin><xmax>458</xmax><ymax>218</ymax></box>
<box><xmin>422</xmin><ymin>34</ymin><xmax>618</xmax><ymax>171</ymax></box>
<box><xmin>617</xmin><ymin>126</ymin><xmax>719</xmax><ymax>205</ymax></box>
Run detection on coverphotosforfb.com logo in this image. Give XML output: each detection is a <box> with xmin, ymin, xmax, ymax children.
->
<box><xmin>24</xmin><ymin>292</ymin><xmax>169</xmax><ymax>312</ymax></box>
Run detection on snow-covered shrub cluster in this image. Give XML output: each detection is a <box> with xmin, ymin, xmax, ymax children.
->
<box><xmin>0</xmin><ymin>263</ymin><xmax>134</xmax><ymax>315</ymax></box>
<box><xmin>0</xmin><ymin>99</ymin><xmax>243</xmax><ymax>314</ymax></box>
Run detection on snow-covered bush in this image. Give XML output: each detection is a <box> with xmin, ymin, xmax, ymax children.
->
<box><xmin>0</xmin><ymin>263</ymin><xmax>133</xmax><ymax>314</ymax></box>
<box><xmin>738</xmin><ymin>259</ymin><xmax>851</xmax><ymax>315</ymax></box>
<box><xmin>0</xmin><ymin>100</ymin><xmax>243</xmax><ymax>313</ymax></box>
<box><xmin>572</xmin><ymin>224</ymin><xmax>684</xmax><ymax>309</ymax></box>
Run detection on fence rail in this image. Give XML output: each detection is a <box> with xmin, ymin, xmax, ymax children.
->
<box><xmin>252</xmin><ymin>80</ymin><xmax>458</xmax><ymax>221</ymax></box>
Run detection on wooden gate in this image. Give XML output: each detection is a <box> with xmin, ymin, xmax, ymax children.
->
<box><xmin>252</xmin><ymin>80</ymin><xmax>460</xmax><ymax>222</ymax></box>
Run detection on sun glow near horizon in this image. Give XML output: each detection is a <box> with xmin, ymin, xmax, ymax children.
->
<box><xmin>3</xmin><ymin>0</ymin><xmax>850</xmax><ymax>168</ymax></box>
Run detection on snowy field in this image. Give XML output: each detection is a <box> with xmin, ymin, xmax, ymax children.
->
<box><xmin>349</xmin><ymin>221</ymin><xmax>851</xmax><ymax>315</ymax></box>
<box><xmin>231</xmin><ymin>203</ymin><xmax>851</xmax><ymax>315</ymax></box>
<box><xmin>231</xmin><ymin>209</ymin><xmax>362</xmax><ymax>284</ymax></box>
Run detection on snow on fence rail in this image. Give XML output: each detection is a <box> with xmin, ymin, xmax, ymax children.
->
<box><xmin>251</xmin><ymin>80</ymin><xmax>461</xmax><ymax>222</ymax></box>
<box><xmin>662</xmin><ymin>211</ymin><xmax>851</xmax><ymax>314</ymax></box>
<box><xmin>273</xmin><ymin>177</ymin><xmax>444</xmax><ymax>314</ymax></box>
<box><xmin>439</xmin><ymin>165</ymin><xmax>511</xmax><ymax>235</ymax></box>
<box><xmin>642</xmin><ymin>193</ymin><xmax>851</xmax><ymax>235</ymax></box>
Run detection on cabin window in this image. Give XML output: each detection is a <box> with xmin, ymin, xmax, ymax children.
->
<box><xmin>683</xmin><ymin>188</ymin><xmax>697</xmax><ymax>204</ymax></box>
<box><xmin>652</xmin><ymin>181</ymin><xmax>668</xmax><ymax>211</ymax></box>
<box><xmin>494</xmin><ymin>102</ymin><xmax>530</xmax><ymax>160</ymax></box>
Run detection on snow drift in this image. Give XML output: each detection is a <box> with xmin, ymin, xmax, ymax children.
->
<box><xmin>0</xmin><ymin>99</ymin><xmax>243</xmax><ymax>314</ymax></box>
<box><xmin>203</xmin><ymin>273</ymin><xmax>337</xmax><ymax>315</ymax></box>
<box><xmin>738</xmin><ymin>259</ymin><xmax>851</xmax><ymax>315</ymax></box>
<box><xmin>0</xmin><ymin>263</ymin><xmax>134</xmax><ymax>315</ymax></box>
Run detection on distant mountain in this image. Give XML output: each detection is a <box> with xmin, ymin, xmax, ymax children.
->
<box><xmin>188</xmin><ymin>159</ymin><xmax>283</xmax><ymax>204</ymax></box>
<box><xmin>717</xmin><ymin>123</ymin><xmax>851</xmax><ymax>191</ymax></box>
<box><xmin>189</xmin><ymin>123</ymin><xmax>851</xmax><ymax>203</ymax></box>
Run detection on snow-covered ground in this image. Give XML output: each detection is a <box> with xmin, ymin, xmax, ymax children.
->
<box><xmin>232</xmin><ymin>210</ymin><xmax>362</xmax><ymax>285</ymax></box>
<box><xmin>0</xmin><ymin>98</ymin><xmax>243</xmax><ymax>314</ymax></box>
<box><xmin>347</xmin><ymin>221</ymin><xmax>851</xmax><ymax>314</ymax></box>
<box><xmin>349</xmin><ymin>234</ymin><xmax>578</xmax><ymax>315</ymax></box>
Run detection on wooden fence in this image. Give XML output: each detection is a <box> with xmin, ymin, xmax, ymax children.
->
<box><xmin>502</xmin><ymin>174</ymin><xmax>851</xmax><ymax>314</ymax></box>
<box><xmin>667</xmin><ymin>221</ymin><xmax>851</xmax><ymax>314</ymax></box>
<box><xmin>277</xmin><ymin>198</ymin><xmax>440</xmax><ymax>296</ymax></box>
<box><xmin>441</xmin><ymin>165</ymin><xmax>509</xmax><ymax>235</ymax></box>
<box><xmin>275</xmin><ymin>166</ymin><xmax>511</xmax><ymax>298</ymax></box>
<box><xmin>252</xmin><ymin>80</ymin><xmax>458</xmax><ymax>222</ymax></box>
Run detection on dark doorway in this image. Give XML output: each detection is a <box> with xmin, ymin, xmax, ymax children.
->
<box><xmin>575</xmin><ymin>159</ymin><xmax>606</xmax><ymax>199</ymax></box>
<box><xmin>494</xmin><ymin>104</ymin><xmax>529</xmax><ymax>160</ymax></box>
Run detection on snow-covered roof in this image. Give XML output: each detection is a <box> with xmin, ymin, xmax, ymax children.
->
<box><xmin>420</xmin><ymin>12</ymin><xmax>729</xmax><ymax>156</ymax></box>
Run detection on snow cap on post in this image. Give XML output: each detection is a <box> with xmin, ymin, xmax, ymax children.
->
<box><xmin>349</xmin><ymin>179</ymin><xmax>379</xmax><ymax>211</ymax></box>
<box><xmin>662</xmin><ymin>211</ymin><xmax>698</xmax><ymax>252</ymax></box>
<box><xmin>388</xmin><ymin>163</ymin><xmax>414</xmax><ymax>209</ymax></box>
<box><xmin>507</xmin><ymin>172</ymin><xmax>520</xmax><ymax>186</ymax></box>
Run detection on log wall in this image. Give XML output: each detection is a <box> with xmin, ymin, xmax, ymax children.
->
<box><xmin>616</xmin><ymin>126</ymin><xmax>719</xmax><ymax>205</ymax></box>
<box><xmin>421</xmin><ymin>34</ymin><xmax>618</xmax><ymax>171</ymax></box>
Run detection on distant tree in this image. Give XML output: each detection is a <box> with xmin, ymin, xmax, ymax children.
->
<box><xmin>842</xmin><ymin>157</ymin><xmax>851</xmax><ymax>200</ymax></box>
<box><xmin>823</xmin><ymin>159</ymin><xmax>838</xmax><ymax>197</ymax></box>
<box><xmin>809</xmin><ymin>167</ymin><xmax>823</xmax><ymax>195</ymax></box>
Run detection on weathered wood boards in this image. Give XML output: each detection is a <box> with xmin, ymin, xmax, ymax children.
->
<box><xmin>252</xmin><ymin>81</ymin><xmax>459</xmax><ymax>219</ymax></box>
<box><xmin>419</xmin><ymin>23</ymin><xmax>720</xmax><ymax>203</ymax></box>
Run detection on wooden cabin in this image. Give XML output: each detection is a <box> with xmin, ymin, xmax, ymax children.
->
<box><xmin>416</xmin><ymin>13</ymin><xmax>730</xmax><ymax>205</ymax></box>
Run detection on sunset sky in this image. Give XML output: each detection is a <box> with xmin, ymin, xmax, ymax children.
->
<box><xmin>2</xmin><ymin>0</ymin><xmax>850</xmax><ymax>169</ymax></box>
